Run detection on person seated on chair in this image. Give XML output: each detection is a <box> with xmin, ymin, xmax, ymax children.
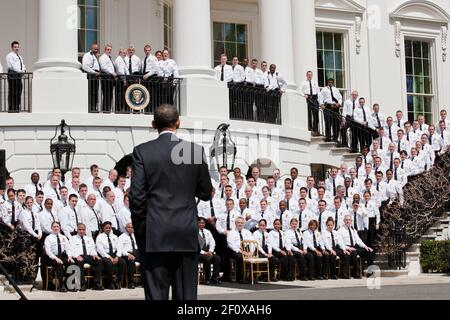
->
<box><xmin>117</xmin><ymin>222</ymin><xmax>140</xmax><ymax>289</ymax></box>
<box><xmin>337</xmin><ymin>214</ymin><xmax>374</xmax><ymax>278</ymax></box>
<box><xmin>285</xmin><ymin>218</ymin><xmax>309</xmax><ymax>281</ymax></box>
<box><xmin>322</xmin><ymin>217</ymin><xmax>351</xmax><ymax>279</ymax></box>
<box><xmin>268</xmin><ymin>219</ymin><xmax>295</xmax><ymax>281</ymax></box>
<box><xmin>302</xmin><ymin>219</ymin><xmax>326</xmax><ymax>280</ymax></box>
<box><xmin>69</xmin><ymin>223</ymin><xmax>104</xmax><ymax>291</ymax></box>
<box><xmin>252</xmin><ymin>219</ymin><xmax>278</xmax><ymax>281</ymax></box>
<box><xmin>197</xmin><ymin>217</ymin><xmax>221</xmax><ymax>285</ymax></box>
<box><xmin>226</xmin><ymin>216</ymin><xmax>254</xmax><ymax>283</ymax></box>
<box><xmin>96</xmin><ymin>221</ymin><xmax>126</xmax><ymax>290</ymax></box>
<box><xmin>43</xmin><ymin>221</ymin><xmax>73</xmax><ymax>292</ymax></box>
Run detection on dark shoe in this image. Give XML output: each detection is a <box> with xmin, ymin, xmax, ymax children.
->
<box><xmin>80</xmin><ymin>285</ymin><xmax>87</xmax><ymax>292</ymax></box>
<box><xmin>332</xmin><ymin>276</ymin><xmax>339</xmax><ymax>280</ymax></box>
<box><xmin>270</xmin><ymin>278</ymin><xmax>278</xmax><ymax>283</ymax></box>
<box><xmin>58</xmin><ymin>287</ymin><xmax>67</xmax><ymax>293</ymax></box>
<box><xmin>308</xmin><ymin>277</ymin><xmax>315</xmax><ymax>281</ymax></box>
<box><xmin>317</xmin><ymin>276</ymin><xmax>324</xmax><ymax>280</ymax></box>
<box><xmin>210</xmin><ymin>278</ymin><xmax>221</xmax><ymax>285</ymax></box>
<box><xmin>219</xmin><ymin>277</ymin><xmax>230</xmax><ymax>283</ymax></box>
<box><xmin>93</xmin><ymin>284</ymin><xmax>104</xmax><ymax>291</ymax></box>
<box><xmin>106</xmin><ymin>285</ymin><xmax>115</xmax><ymax>290</ymax></box>
<box><xmin>128</xmin><ymin>283</ymin><xmax>136</xmax><ymax>289</ymax></box>
<box><xmin>114</xmin><ymin>281</ymin><xmax>121</xmax><ymax>290</ymax></box>
<box><xmin>300</xmin><ymin>277</ymin><xmax>308</xmax><ymax>281</ymax></box>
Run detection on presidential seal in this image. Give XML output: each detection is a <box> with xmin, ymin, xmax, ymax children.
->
<box><xmin>125</xmin><ymin>84</ymin><xmax>151</xmax><ymax>111</ymax></box>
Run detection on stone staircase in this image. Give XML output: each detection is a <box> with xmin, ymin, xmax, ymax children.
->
<box><xmin>310</xmin><ymin>135</ymin><xmax>359</xmax><ymax>167</ymax></box>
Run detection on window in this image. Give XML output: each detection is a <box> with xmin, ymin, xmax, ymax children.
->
<box><xmin>213</xmin><ymin>22</ymin><xmax>248</xmax><ymax>66</ymax></box>
<box><xmin>78</xmin><ymin>0</ymin><xmax>100</xmax><ymax>59</ymax></box>
<box><xmin>405</xmin><ymin>39</ymin><xmax>434</xmax><ymax>124</ymax></box>
<box><xmin>163</xmin><ymin>2</ymin><xmax>173</xmax><ymax>51</ymax></box>
<box><xmin>316</xmin><ymin>31</ymin><xmax>346</xmax><ymax>96</ymax></box>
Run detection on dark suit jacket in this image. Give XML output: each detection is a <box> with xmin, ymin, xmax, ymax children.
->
<box><xmin>130</xmin><ymin>132</ymin><xmax>213</xmax><ymax>253</ymax></box>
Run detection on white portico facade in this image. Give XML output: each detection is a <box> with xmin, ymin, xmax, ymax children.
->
<box><xmin>0</xmin><ymin>0</ymin><xmax>449</xmax><ymax>186</ymax></box>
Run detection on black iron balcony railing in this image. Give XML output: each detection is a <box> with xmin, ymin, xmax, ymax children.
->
<box><xmin>0</xmin><ymin>72</ymin><xmax>33</xmax><ymax>113</ymax></box>
<box><xmin>308</xmin><ymin>100</ymin><xmax>379</xmax><ymax>153</ymax></box>
<box><xmin>87</xmin><ymin>74</ymin><xmax>181</xmax><ymax>114</ymax></box>
<box><xmin>228</xmin><ymin>83</ymin><xmax>282</xmax><ymax>125</ymax></box>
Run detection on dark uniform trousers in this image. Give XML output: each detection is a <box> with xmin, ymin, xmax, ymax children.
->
<box><xmin>74</xmin><ymin>256</ymin><xmax>103</xmax><ymax>286</ymax></box>
<box><xmin>87</xmin><ymin>73</ymin><xmax>100</xmax><ymax>112</ymax></box>
<box><xmin>273</xmin><ymin>250</ymin><xmax>295</xmax><ymax>281</ymax></box>
<box><xmin>367</xmin><ymin>218</ymin><xmax>377</xmax><ymax>248</ymax></box>
<box><xmin>42</xmin><ymin>253</ymin><xmax>70</xmax><ymax>286</ymax></box>
<box><xmin>291</xmin><ymin>251</ymin><xmax>308</xmax><ymax>279</ymax></box>
<box><xmin>307</xmin><ymin>249</ymin><xmax>324</xmax><ymax>278</ymax></box>
<box><xmin>307</xmin><ymin>96</ymin><xmax>319</xmax><ymax>133</ymax></box>
<box><xmin>8</xmin><ymin>71</ymin><xmax>22</xmax><ymax>112</ymax></box>
<box><xmin>324</xmin><ymin>248</ymin><xmax>349</xmax><ymax>278</ymax></box>
<box><xmin>245</xmin><ymin>83</ymin><xmax>256</xmax><ymax>121</ymax></box>
<box><xmin>226</xmin><ymin>248</ymin><xmax>244</xmax><ymax>282</ymax></box>
<box><xmin>198</xmin><ymin>253</ymin><xmax>221</xmax><ymax>282</ymax></box>
<box><xmin>101</xmin><ymin>74</ymin><xmax>115</xmax><ymax>112</ymax></box>
<box><xmin>122</xmin><ymin>251</ymin><xmax>140</xmax><ymax>286</ymax></box>
<box><xmin>258</xmin><ymin>247</ymin><xmax>279</xmax><ymax>279</ymax></box>
<box><xmin>350</xmin><ymin>246</ymin><xmax>375</xmax><ymax>277</ymax></box>
<box><xmin>143</xmin><ymin>252</ymin><xmax>198</xmax><ymax>300</ymax></box>
<box><xmin>115</xmin><ymin>76</ymin><xmax>128</xmax><ymax>113</ymax></box>
<box><xmin>324</xmin><ymin>104</ymin><xmax>340</xmax><ymax>141</ymax></box>
<box><xmin>102</xmin><ymin>254</ymin><xmax>126</xmax><ymax>287</ymax></box>
<box><xmin>255</xmin><ymin>84</ymin><xmax>266</xmax><ymax>122</ymax></box>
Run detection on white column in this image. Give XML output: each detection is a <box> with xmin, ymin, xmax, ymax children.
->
<box><xmin>259</xmin><ymin>0</ymin><xmax>295</xmax><ymax>87</ymax></box>
<box><xmin>173</xmin><ymin>0</ymin><xmax>214</xmax><ymax>78</ymax></box>
<box><xmin>33</xmin><ymin>0</ymin><xmax>87</xmax><ymax>113</ymax></box>
<box><xmin>34</xmin><ymin>0</ymin><xmax>81</xmax><ymax>72</ymax></box>
<box><xmin>292</xmin><ymin>0</ymin><xmax>318</xmax><ymax>87</ymax></box>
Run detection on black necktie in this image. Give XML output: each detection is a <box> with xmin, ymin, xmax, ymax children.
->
<box><xmin>380</xmin><ymin>137</ymin><xmax>384</xmax><ymax>150</ymax></box>
<box><xmin>11</xmin><ymin>203</ymin><xmax>15</xmax><ymax>223</ymax></box>
<box><xmin>331</xmin><ymin>231</ymin><xmax>336</xmax><ymax>248</ymax></box>
<box><xmin>330</xmin><ymin>86</ymin><xmax>338</xmax><ymax>103</ymax></box>
<box><xmin>376</xmin><ymin>114</ymin><xmax>381</xmax><ymax>128</ymax></box>
<box><xmin>349</xmin><ymin>228</ymin><xmax>354</xmax><ymax>247</ymax></box>
<box><xmin>246</xmin><ymin>198</ymin><xmax>250</xmax><ymax>209</ymax></box>
<box><xmin>353</xmin><ymin>212</ymin><xmax>358</xmax><ymax>230</ymax></box>
<box><xmin>398</xmin><ymin>120</ymin><xmax>401</xmax><ymax>127</ymax></box>
<box><xmin>333</xmin><ymin>179</ymin><xmax>336</xmax><ymax>196</ymax></box>
<box><xmin>308</xmin><ymin>189</ymin><xmax>312</xmax><ymax>199</ymax></box>
<box><xmin>261</xmin><ymin>232</ymin><xmax>266</xmax><ymax>249</ymax></box>
<box><xmin>398</xmin><ymin>141</ymin><xmax>401</xmax><ymax>153</ymax></box>
<box><xmin>390</xmin><ymin>153</ymin><xmax>394</xmax><ymax>169</ymax></box>
<box><xmin>35</xmin><ymin>183</ymin><xmax>39</xmax><ymax>196</ymax></box>
<box><xmin>376</xmin><ymin>183</ymin><xmax>380</xmax><ymax>192</ymax></box>
<box><xmin>407</xmin><ymin>133</ymin><xmax>410</xmax><ymax>142</ymax></box>
<box><xmin>429</xmin><ymin>134</ymin><xmax>433</xmax><ymax>145</ymax></box>
<box><xmin>143</xmin><ymin>55</ymin><xmax>148</xmax><ymax>73</ymax></box>
<box><xmin>73</xmin><ymin>208</ymin><xmax>79</xmax><ymax>226</ymax></box>
<box><xmin>17</xmin><ymin>54</ymin><xmax>23</xmax><ymax>71</ymax></box>
<box><xmin>345</xmin><ymin>188</ymin><xmax>349</xmax><ymax>198</ymax></box>
<box><xmin>57</xmin><ymin>235</ymin><xmax>62</xmax><ymax>256</ymax></box>
<box><xmin>362</xmin><ymin>107</ymin><xmax>367</xmax><ymax>123</ymax></box>
<box><xmin>352</xmin><ymin>100</ymin><xmax>356</xmax><ymax>119</ymax></box>
<box><xmin>401</xmin><ymin>161</ymin><xmax>404</xmax><ymax>169</ymax></box>
<box><xmin>313</xmin><ymin>231</ymin><xmax>318</xmax><ymax>248</ymax></box>
<box><xmin>54</xmin><ymin>188</ymin><xmax>60</xmax><ymax>201</ymax></box>
<box><xmin>239</xmin><ymin>230</ymin><xmax>244</xmax><ymax>243</ymax></box>
<box><xmin>294</xmin><ymin>231</ymin><xmax>301</xmax><ymax>248</ymax></box>
<box><xmin>130</xmin><ymin>234</ymin><xmax>136</xmax><ymax>251</ymax></box>
<box><xmin>50</xmin><ymin>211</ymin><xmax>56</xmax><ymax>223</ymax></box>
<box><xmin>111</xmin><ymin>205</ymin><xmax>120</xmax><ymax>229</ymax></box>
<box><xmin>280</xmin><ymin>211</ymin><xmax>283</xmax><ymax>228</ymax></box>
<box><xmin>81</xmin><ymin>236</ymin><xmax>87</xmax><ymax>256</ymax></box>
<box><xmin>92</xmin><ymin>208</ymin><xmax>101</xmax><ymax>231</ymax></box>
<box><xmin>129</xmin><ymin>55</ymin><xmax>133</xmax><ymax>74</ymax></box>
<box><xmin>209</xmin><ymin>200</ymin><xmax>216</xmax><ymax>217</ymax></box>
<box><xmin>221</xmin><ymin>65</ymin><xmax>224</xmax><ymax>81</ymax></box>
<box><xmin>278</xmin><ymin>231</ymin><xmax>283</xmax><ymax>249</ymax></box>
<box><xmin>299</xmin><ymin>211</ymin><xmax>302</xmax><ymax>229</ymax></box>
<box><xmin>394</xmin><ymin>169</ymin><xmax>398</xmax><ymax>181</ymax></box>
<box><xmin>226</xmin><ymin>211</ymin><xmax>231</xmax><ymax>231</ymax></box>
<box><xmin>309</xmin><ymin>81</ymin><xmax>313</xmax><ymax>95</ymax></box>
<box><xmin>31</xmin><ymin>211</ymin><xmax>36</xmax><ymax>231</ymax></box>
<box><xmin>236</xmin><ymin>189</ymin><xmax>240</xmax><ymax>199</ymax></box>
<box><xmin>286</xmin><ymin>200</ymin><xmax>290</xmax><ymax>210</ymax></box>
<box><xmin>389</xmin><ymin>127</ymin><xmax>393</xmax><ymax>141</ymax></box>
<box><xmin>107</xmin><ymin>234</ymin><xmax>114</xmax><ymax>256</ymax></box>
<box><xmin>335</xmin><ymin>209</ymin><xmax>339</xmax><ymax>230</ymax></box>
<box><xmin>318</xmin><ymin>212</ymin><xmax>323</xmax><ymax>232</ymax></box>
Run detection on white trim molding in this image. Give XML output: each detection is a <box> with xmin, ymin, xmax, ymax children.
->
<box><xmin>390</xmin><ymin>1</ymin><xmax>450</xmax><ymax>24</ymax></box>
<box><xmin>315</xmin><ymin>0</ymin><xmax>365</xmax><ymax>14</ymax></box>
<box><xmin>442</xmin><ymin>26</ymin><xmax>448</xmax><ymax>62</ymax></box>
<box><xmin>355</xmin><ymin>16</ymin><xmax>361</xmax><ymax>54</ymax></box>
<box><xmin>395</xmin><ymin>21</ymin><xmax>402</xmax><ymax>58</ymax></box>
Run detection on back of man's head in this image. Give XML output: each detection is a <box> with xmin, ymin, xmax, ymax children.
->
<box><xmin>153</xmin><ymin>104</ymin><xmax>179</xmax><ymax>132</ymax></box>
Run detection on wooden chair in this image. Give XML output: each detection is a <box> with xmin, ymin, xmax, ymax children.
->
<box><xmin>240</xmin><ymin>240</ymin><xmax>270</xmax><ymax>285</ymax></box>
<box><xmin>44</xmin><ymin>266</ymin><xmax>59</xmax><ymax>291</ymax></box>
<box><xmin>83</xmin><ymin>263</ymin><xmax>95</xmax><ymax>288</ymax></box>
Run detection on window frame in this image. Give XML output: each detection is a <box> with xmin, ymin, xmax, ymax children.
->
<box><xmin>163</xmin><ymin>1</ymin><xmax>173</xmax><ymax>52</ymax></box>
<box><xmin>212</xmin><ymin>21</ymin><xmax>250</xmax><ymax>67</ymax></box>
<box><xmin>77</xmin><ymin>0</ymin><xmax>102</xmax><ymax>60</ymax></box>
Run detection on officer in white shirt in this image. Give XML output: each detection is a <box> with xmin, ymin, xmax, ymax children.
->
<box><xmin>394</xmin><ymin>110</ymin><xmax>406</xmax><ymax>129</ymax></box>
<box><xmin>96</xmin><ymin>222</ymin><xmax>126</xmax><ymax>290</ymax></box>
<box><xmin>285</xmin><ymin>218</ymin><xmax>308</xmax><ymax>281</ymax></box>
<box><xmin>296</xmin><ymin>198</ymin><xmax>316</xmax><ymax>232</ymax></box>
<box><xmin>125</xmin><ymin>45</ymin><xmax>142</xmax><ymax>75</ymax></box>
<box><xmin>269</xmin><ymin>219</ymin><xmax>295</xmax><ymax>281</ymax></box>
<box><xmin>417</xmin><ymin>115</ymin><xmax>429</xmax><ymax>133</ymax></box>
<box><xmin>243</xmin><ymin>186</ymin><xmax>260</xmax><ymax>212</ymax></box>
<box><xmin>33</xmin><ymin>191</ymin><xmax>45</xmax><ymax>213</ymax></box>
<box><xmin>369</xmin><ymin>103</ymin><xmax>387</xmax><ymax>130</ymax></box>
<box><xmin>300</xmin><ymin>71</ymin><xmax>320</xmax><ymax>133</ymax></box>
<box><xmin>25</xmin><ymin>172</ymin><xmax>43</xmax><ymax>199</ymax></box>
<box><xmin>252</xmin><ymin>199</ymin><xmax>276</xmax><ymax>229</ymax></box>
<box><xmin>376</xmin><ymin>128</ymin><xmax>392</xmax><ymax>152</ymax></box>
<box><xmin>98</xmin><ymin>44</ymin><xmax>117</xmax><ymax>113</ymax></box>
<box><xmin>362</xmin><ymin>191</ymin><xmax>380</xmax><ymax>248</ymax></box>
<box><xmin>113</xmin><ymin>176</ymin><xmax>127</xmax><ymax>210</ymax></box>
<box><xmin>214</xmin><ymin>54</ymin><xmax>233</xmax><ymax>82</ymax></box>
<box><xmin>384</xmin><ymin>143</ymin><xmax>401</xmax><ymax>171</ymax></box>
<box><xmin>82</xmin><ymin>44</ymin><xmax>101</xmax><ymax>111</ymax></box>
<box><xmin>403</xmin><ymin>122</ymin><xmax>418</xmax><ymax>147</ymax></box>
<box><xmin>392</xmin><ymin>158</ymin><xmax>407</xmax><ymax>186</ymax></box>
<box><xmin>349</xmin><ymin>201</ymin><xmax>369</xmax><ymax>243</ymax></box>
<box><xmin>198</xmin><ymin>218</ymin><xmax>221</xmax><ymax>284</ymax></box>
<box><xmin>117</xmin><ymin>223</ymin><xmax>139</xmax><ymax>289</ymax></box>
<box><xmin>59</xmin><ymin>194</ymin><xmax>81</xmax><ymax>238</ymax></box>
<box><xmin>263</xmin><ymin>64</ymin><xmax>286</xmax><ymax>123</ymax></box>
<box><xmin>226</xmin><ymin>217</ymin><xmax>254</xmax><ymax>282</ymax></box>
<box><xmin>2</xmin><ymin>189</ymin><xmax>21</xmax><ymax>232</ymax></box>
<box><xmin>250</xmin><ymin>58</ymin><xmax>267</xmax><ymax>120</ymax></box>
<box><xmin>236</xmin><ymin>198</ymin><xmax>256</xmax><ymax>231</ymax></box>
<box><xmin>20</xmin><ymin>196</ymin><xmax>42</xmax><ymax>241</ymax></box>
<box><xmin>230</xmin><ymin>56</ymin><xmax>245</xmax><ymax>84</ymax></box>
<box><xmin>316</xmin><ymin>200</ymin><xmax>333</xmax><ymax>233</ymax></box>
<box><xmin>277</xmin><ymin>201</ymin><xmax>294</xmax><ymax>232</ymax></box>
<box><xmin>81</xmin><ymin>194</ymin><xmax>102</xmax><ymax>240</ymax></box>
<box><xmin>326</xmin><ymin>167</ymin><xmax>344</xmax><ymax>198</ymax></box>
<box><xmin>114</xmin><ymin>48</ymin><xmax>129</xmax><ymax>113</ymax></box>
<box><xmin>252</xmin><ymin>219</ymin><xmax>278</xmax><ymax>281</ymax></box>
<box><xmin>101</xmin><ymin>169</ymin><xmax>118</xmax><ymax>191</ymax></box>
<box><xmin>385</xmin><ymin>117</ymin><xmax>396</xmax><ymax>143</ymax></box>
<box><xmin>385</xmin><ymin>170</ymin><xmax>404</xmax><ymax>203</ymax></box>
<box><xmin>6</xmin><ymin>41</ymin><xmax>26</xmax><ymax>112</ymax></box>
<box><xmin>160</xmin><ymin>49</ymin><xmax>179</xmax><ymax>105</ymax></box>
<box><xmin>353</xmin><ymin>97</ymin><xmax>373</xmax><ymax>149</ymax></box>
<box><xmin>373</xmin><ymin>172</ymin><xmax>388</xmax><ymax>202</ymax></box>
<box><xmin>337</xmin><ymin>215</ymin><xmax>374</xmax><ymax>278</ymax></box>
<box><xmin>100</xmin><ymin>191</ymin><xmax>121</xmax><ymax>236</ymax></box>
<box><xmin>282</xmin><ymin>188</ymin><xmax>299</xmax><ymax>213</ymax></box>
<box><xmin>322</xmin><ymin>217</ymin><xmax>350</xmax><ymax>279</ymax></box>
<box><xmin>438</xmin><ymin>120</ymin><xmax>450</xmax><ymax>152</ymax></box>
<box><xmin>39</xmin><ymin>198</ymin><xmax>59</xmax><ymax>237</ymax></box>
<box><xmin>330</xmin><ymin>196</ymin><xmax>349</xmax><ymax>230</ymax></box>
<box><xmin>251</xmin><ymin>166</ymin><xmax>268</xmax><ymax>191</ymax></box>
<box><xmin>319</xmin><ymin>78</ymin><xmax>342</xmax><ymax>142</ymax></box>
<box><xmin>233</xmin><ymin>176</ymin><xmax>246</xmax><ymax>201</ymax></box>
<box><xmin>399</xmin><ymin>151</ymin><xmax>414</xmax><ymax>177</ymax></box>
<box><xmin>428</xmin><ymin>125</ymin><xmax>443</xmax><ymax>154</ymax></box>
<box><xmin>393</xmin><ymin>129</ymin><xmax>411</xmax><ymax>155</ymax></box>
<box><xmin>290</xmin><ymin>168</ymin><xmax>306</xmax><ymax>194</ymax></box>
<box><xmin>117</xmin><ymin>193</ymin><xmax>131</xmax><ymax>234</ymax></box>
<box><xmin>69</xmin><ymin>223</ymin><xmax>103</xmax><ymax>291</ymax></box>
<box><xmin>43</xmin><ymin>222</ymin><xmax>73</xmax><ymax>292</ymax></box>
<box><xmin>141</xmin><ymin>44</ymin><xmax>158</xmax><ymax>77</ymax></box>
<box><xmin>302</xmin><ymin>219</ymin><xmax>326</xmax><ymax>280</ymax></box>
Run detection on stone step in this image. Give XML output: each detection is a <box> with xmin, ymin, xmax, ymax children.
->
<box><xmin>311</xmin><ymin>136</ymin><xmax>326</xmax><ymax>144</ymax></box>
<box><xmin>380</xmin><ymin>269</ymin><xmax>410</xmax><ymax>277</ymax></box>
<box><xmin>331</xmin><ymin>147</ymin><xmax>353</xmax><ymax>155</ymax></box>
<box><xmin>343</xmin><ymin>153</ymin><xmax>360</xmax><ymax>162</ymax></box>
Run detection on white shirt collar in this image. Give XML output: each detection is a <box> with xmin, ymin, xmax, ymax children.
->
<box><xmin>159</xmin><ymin>131</ymin><xmax>177</xmax><ymax>137</ymax></box>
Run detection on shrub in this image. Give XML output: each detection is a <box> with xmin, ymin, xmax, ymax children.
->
<box><xmin>420</xmin><ymin>240</ymin><xmax>450</xmax><ymax>273</ymax></box>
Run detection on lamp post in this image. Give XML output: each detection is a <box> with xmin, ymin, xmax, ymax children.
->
<box><xmin>50</xmin><ymin>120</ymin><xmax>76</xmax><ymax>183</ymax></box>
<box><xmin>210</xmin><ymin>124</ymin><xmax>237</xmax><ymax>173</ymax></box>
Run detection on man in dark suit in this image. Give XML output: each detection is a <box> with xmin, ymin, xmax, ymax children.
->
<box><xmin>130</xmin><ymin>104</ymin><xmax>213</xmax><ymax>300</ymax></box>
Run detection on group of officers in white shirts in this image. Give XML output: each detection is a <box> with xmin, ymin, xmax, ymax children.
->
<box><xmin>0</xmin><ymin>165</ymin><xmax>140</xmax><ymax>292</ymax></box>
